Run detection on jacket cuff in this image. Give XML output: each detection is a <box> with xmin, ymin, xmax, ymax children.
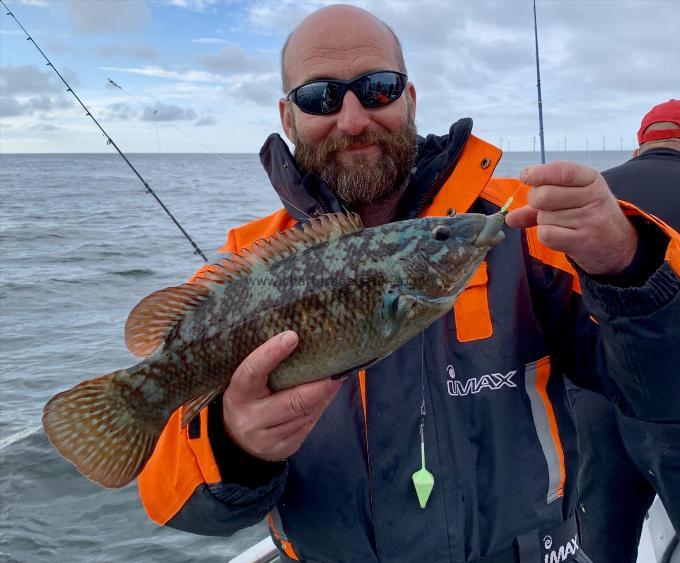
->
<box><xmin>207</xmin><ymin>469</ymin><xmax>288</xmax><ymax>507</ymax></box>
<box><xmin>578</xmin><ymin>219</ymin><xmax>679</xmax><ymax>318</ymax></box>
<box><xmin>207</xmin><ymin>398</ymin><xmax>287</xmax><ymax>490</ymax></box>
<box><xmin>581</xmin><ymin>262</ymin><xmax>679</xmax><ymax>318</ymax></box>
<box><xmin>589</xmin><ymin>216</ymin><xmax>669</xmax><ymax>287</ymax></box>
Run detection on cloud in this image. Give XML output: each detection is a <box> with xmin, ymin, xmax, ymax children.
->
<box><xmin>29</xmin><ymin>123</ymin><xmax>62</xmax><ymax>132</ymax></box>
<box><xmin>61</xmin><ymin>0</ymin><xmax>150</xmax><ymax>33</ymax></box>
<box><xmin>101</xmin><ymin>65</ymin><xmax>226</xmax><ymax>83</ymax></box>
<box><xmin>195</xmin><ymin>115</ymin><xmax>218</xmax><ymax>126</ymax></box>
<box><xmin>0</xmin><ymin>65</ymin><xmax>60</xmax><ymax>95</ymax></box>
<box><xmin>104</xmin><ymin>102</ymin><xmax>138</xmax><ymax>121</ymax></box>
<box><xmin>0</xmin><ymin>97</ymin><xmax>24</xmax><ymax>117</ymax></box>
<box><xmin>163</xmin><ymin>0</ymin><xmax>220</xmax><ymax>12</ymax></box>
<box><xmin>200</xmin><ymin>44</ymin><xmax>273</xmax><ymax>75</ymax></box>
<box><xmin>232</xmin><ymin>74</ymin><xmax>281</xmax><ymax>106</ymax></box>
<box><xmin>246</xmin><ymin>1</ymin><xmax>318</xmax><ymax>35</ymax></box>
<box><xmin>4</xmin><ymin>0</ymin><xmax>678</xmax><ymax>153</ymax></box>
<box><xmin>0</xmin><ymin>95</ymin><xmax>70</xmax><ymax>118</ymax></box>
<box><xmin>142</xmin><ymin>102</ymin><xmax>197</xmax><ymax>121</ymax></box>
<box><xmin>18</xmin><ymin>0</ymin><xmax>49</xmax><ymax>6</ymax></box>
<box><xmin>191</xmin><ymin>37</ymin><xmax>229</xmax><ymax>44</ymax></box>
<box><xmin>95</xmin><ymin>44</ymin><xmax>158</xmax><ymax>60</ymax></box>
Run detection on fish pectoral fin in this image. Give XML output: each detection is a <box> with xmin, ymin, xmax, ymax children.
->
<box><xmin>125</xmin><ymin>284</ymin><xmax>211</xmax><ymax>358</ymax></box>
<box><xmin>380</xmin><ymin>286</ymin><xmax>418</xmax><ymax>338</ymax></box>
<box><xmin>181</xmin><ymin>388</ymin><xmax>223</xmax><ymax>428</ymax></box>
<box><xmin>330</xmin><ymin>355</ymin><xmax>389</xmax><ymax>379</ymax></box>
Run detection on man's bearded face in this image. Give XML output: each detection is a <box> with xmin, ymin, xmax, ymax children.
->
<box><xmin>291</xmin><ymin>100</ymin><xmax>418</xmax><ymax>205</ymax></box>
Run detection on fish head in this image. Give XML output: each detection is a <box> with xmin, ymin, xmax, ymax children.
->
<box><xmin>399</xmin><ymin>212</ymin><xmax>505</xmax><ymax>301</ymax></box>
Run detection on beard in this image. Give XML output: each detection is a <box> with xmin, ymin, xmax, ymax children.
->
<box><xmin>291</xmin><ymin>104</ymin><xmax>418</xmax><ymax>205</ymax></box>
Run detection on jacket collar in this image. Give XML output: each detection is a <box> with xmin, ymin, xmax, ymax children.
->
<box><xmin>258</xmin><ymin>118</ymin><xmax>473</xmax><ymax>222</ymax></box>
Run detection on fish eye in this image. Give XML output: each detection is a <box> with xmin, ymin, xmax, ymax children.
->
<box><xmin>432</xmin><ymin>225</ymin><xmax>450</xmax><ymax>241</ymax></box>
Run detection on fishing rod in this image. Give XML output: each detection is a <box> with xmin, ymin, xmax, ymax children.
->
<box><xmin>1</xmin><ymin>0</ymin><xmax>208</xmax><ymax>263</ymax></box>
<box><xmin>533</xmin><ymin>0</ymin><xmax>546</xmax><ymax>164</ymax></box>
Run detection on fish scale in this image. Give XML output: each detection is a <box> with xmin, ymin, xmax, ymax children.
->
<box><xmin>42</xmin><ymin>211</ymin><xmax>505</xmax><ymax>488</ymax></box>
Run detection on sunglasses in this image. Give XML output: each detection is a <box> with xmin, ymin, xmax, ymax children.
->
<box><xmin>286</xmin><ymin>70</ymin><xmax>408</xmax><ymax>115</ymax></box>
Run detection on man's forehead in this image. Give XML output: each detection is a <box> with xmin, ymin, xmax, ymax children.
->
<box><xmin>291</xmin><ymin>42</ymin><xmax>398</xmax><ymax>81</ymax></box>
<box><xmin>284</xmin><ymin>8</ymin><xmax>400</xmax><ymax>85</ymax></box>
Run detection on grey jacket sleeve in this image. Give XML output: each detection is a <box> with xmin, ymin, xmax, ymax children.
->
<box><xmin>580</xmin><ymin>260</ymin><xmax>680</xmax><ymax>422</ymax></box>
<box><xmin>573</xmin><ymin>217</ymin><xmax>680</xmax><ymax>532</ymax></box>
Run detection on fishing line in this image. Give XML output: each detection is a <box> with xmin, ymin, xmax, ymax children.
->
<box><xmin>102</xmin><ymin>77</ymin><xmax>313</xmax><ymax>220</ymax></box>
<box><xmin>152</xmin><ymin>110</ymin><xmax>163</xmax><ymax>160</ymax></box>
<box><xmin>412</xmin><ymin>331</ymin><xmax>435</xmax><ymax>508</ymax></box>
<box><xmin>62</xmin><ymin>39</ymin><xmax>314</xmax><ymax>221</ymax></box>
<box><xmin>2</xmin><ymin>0</ymin><xmax>208</xmax><ymax>262</ymax></box>
<box><xmin>106</xmin><ymin>77</ymin><xmax>235</xmax><ymax>166</ymax></box>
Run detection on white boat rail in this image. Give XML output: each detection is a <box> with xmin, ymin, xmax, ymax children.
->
<box><xmin>647</xmin><ymin>497</ymin><xmax>679</xmax><ymax>563</ymax></box>
<box><xmin>228</xmin><ymin>537</ymin><xmax>279</xmax><ymax>563</ymax></box>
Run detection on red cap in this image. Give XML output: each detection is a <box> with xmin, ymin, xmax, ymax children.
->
<box><xmin>637</xmin><ymin>99</ymin><xmax>680</xmax><ymax>144</ymax></box>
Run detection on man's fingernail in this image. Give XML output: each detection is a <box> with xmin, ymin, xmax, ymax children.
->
<box><xmin>520</xmin><ymin>168</ymin><xmax>530</xmax><ymax>183</ymax></box>
<box><xmin>282</xmin><ymin>331</ymin><xmax>298</xmax><ymax>348</ymax></box>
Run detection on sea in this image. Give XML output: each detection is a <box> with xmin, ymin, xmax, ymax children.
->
<box><xmin>0</xmin><ymin>150</ymin><xmax>657</xmax><ymax>562</ymax></box>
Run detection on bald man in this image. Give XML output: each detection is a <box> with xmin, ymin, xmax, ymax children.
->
<box><xmin>571</xmin><ymin>99</ymin><xmax>680</xmax><ymax>563</ymax></box>
<box><xmin>137</xmin><ymin>7</ymin><xmax>680</xmax><ymax>562</ymax></box>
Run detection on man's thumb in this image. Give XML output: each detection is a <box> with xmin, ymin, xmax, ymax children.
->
<box><xmin>227</xmin><ymin>331</ymin><xmax>299</xmax><ymax>402</ymax></box>
<box><xmin>504</xmin><ymin>205</ymin><xmax>539</xmax><ymax>229</ymax></box>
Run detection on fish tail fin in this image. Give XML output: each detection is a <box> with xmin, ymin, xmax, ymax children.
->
<box><xmin>42</xmin><ymin>370</ymin><xmax>159</xmax><ymax>488</ymax></box>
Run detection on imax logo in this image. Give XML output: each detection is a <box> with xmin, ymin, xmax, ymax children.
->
<box><xmin>544</xmin><ymin>535</ymin><xmax>579</xmax><ymax>563</ymax></box>
<box><xmin>445</xmin><ymin>365</ymin><xmax>517</xmax><ymax>397</ymax></box>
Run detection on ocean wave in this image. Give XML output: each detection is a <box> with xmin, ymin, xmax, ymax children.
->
<box><xmin>111</xmin><ymin>269</ymin><xmax>155</xmax><ymax>278</ymax></box>
<box><xmin>0</xmin><ymin>425</ymin><xmax>42</xmax><ymax>453</ymax></box>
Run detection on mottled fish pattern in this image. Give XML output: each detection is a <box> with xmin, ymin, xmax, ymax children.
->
<box><xmin>42</xmin><ymin>211</ymin><xmax>505</xmax><ymax>488</ymax></box>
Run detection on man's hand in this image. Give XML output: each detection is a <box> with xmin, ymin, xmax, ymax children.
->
<box><xmin>222</xmin><ymin>331</ymin><xmax>344</xmax><ymax>462</ymax></box>
<box><xmin>505</xmin><ymin>161</ymin><xmax>638</xmax><ymax>275</ymax></box>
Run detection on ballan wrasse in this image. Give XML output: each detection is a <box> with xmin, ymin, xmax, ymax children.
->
<box><xmin>43</xmin><ymin>211</ymin><xmax>505</xmax><ymax>488</ymax></box>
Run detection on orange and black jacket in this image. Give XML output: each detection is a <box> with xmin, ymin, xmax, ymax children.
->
<box><xmin>137</xmin><ymin>119</ymin><xmax>680</xmax><ymax>562</ymax></box>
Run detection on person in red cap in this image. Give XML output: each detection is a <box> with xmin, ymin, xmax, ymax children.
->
<box><xmin>571</xmin><ymin>98</ymin><xmax>680</xmax><ymax>563</ymax></box>
<box><xmin>636</xmin><ymin>98</ymin><xmax>680</xmax><ymax>150</ymax></box>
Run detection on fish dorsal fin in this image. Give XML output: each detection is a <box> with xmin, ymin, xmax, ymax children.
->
<box><xmin>124</xmin><ymin>212</ymin><xmax>363</xmax><ymax>358</ymax></box>
<box><xmin>206</xmin><ymin>211</ymin><xmax>363</xmax><ymax>281</ymax></box>
<box><xmin>241</xmin><ymin>211</ymin><xmax>363</xmax><ymax>266</ymax></box>
<box><xmin>203</xmin><ymin>211</ymin><xmax>362</xmax><ymax>281</ymax></box>
<box><xmin>125</xmin><ymin>284</ymin><xmax>211</xmax><ymax>357</ymax></box>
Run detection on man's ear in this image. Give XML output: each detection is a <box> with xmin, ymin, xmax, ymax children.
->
<box><xmin>406</xmin><ymin>82</ymin><xmax>416</xmax><ymax>115</ymax></box>
<box><xmin>279</xmin><ymin>98</ymin><xmax>295</xmax><ymax>142</ymax></box>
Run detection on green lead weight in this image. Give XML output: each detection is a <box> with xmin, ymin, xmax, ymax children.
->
<box><xmin>412</xmin><ymin>440</ymin><xmax>434</xmax><ymax>509</ymax></box>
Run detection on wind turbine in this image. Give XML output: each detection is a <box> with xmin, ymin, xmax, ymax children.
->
<box><xmin>586</xmin><ymin>138</ymin><xmax>589</xmax><ymax>153</ymax></box>
<box><xmin>601</xmin><ymin>133</ymin><xmax>606</xmax><ymax>152</ymax></box>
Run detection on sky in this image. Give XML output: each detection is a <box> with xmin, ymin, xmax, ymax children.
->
<box><xmin>1</xmin><ymin>0</ymin><xmax>679</xmax><ymax>153</ymax></box>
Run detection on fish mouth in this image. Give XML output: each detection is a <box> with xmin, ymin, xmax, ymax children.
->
<box><xmin>419</xmin><ymin>249</ymin><xmax>448</xmax><ymax>282</ymax></box>
<box><xmin>474</xmin><ymin>213</ymin><xmax>505</xmax><ymax>247</ymax></box>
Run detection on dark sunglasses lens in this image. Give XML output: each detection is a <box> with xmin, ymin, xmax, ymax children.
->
<box><xmin>294</xmin><ymin>81</ymin><xmax>344</xmax><ymax>114</ymax></box>
<box><xmin>357</xmin><ymin>72</ymin><xmax>405</xmax><ymax>107</ymax></box>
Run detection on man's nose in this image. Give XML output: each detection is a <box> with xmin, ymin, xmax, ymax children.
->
<box><xmin>335</xmin><ymin>91</ymin><xmax>371</xmax><ymax>136</ymax></box>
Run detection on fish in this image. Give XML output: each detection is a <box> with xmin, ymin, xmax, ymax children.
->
<box><xmin>42</xmin><ymin>211</ymin><xmax>505</xmax><ymax>488</ymax></box>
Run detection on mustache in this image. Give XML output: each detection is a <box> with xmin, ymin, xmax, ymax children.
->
<box><xmin>315</xmin><ymin>129</ymin><xmax>395</xmax><ymax>159</ymax></box>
